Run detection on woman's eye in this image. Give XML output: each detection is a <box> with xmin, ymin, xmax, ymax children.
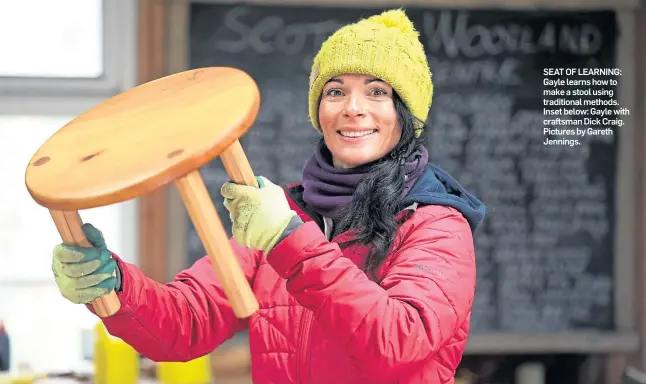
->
<box><xmin>325</xmin><ymin>88</ymin><xmax>343</xmax><ymax>97</ymax></box>
<box><xmin>371</xmin><ymin>88</ymin><xmax>388</xmax><ymax>96</ymax></box>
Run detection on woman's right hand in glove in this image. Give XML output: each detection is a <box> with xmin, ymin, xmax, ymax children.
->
<box><xmin>52</xmin><ymin>223</ymin><xmax>118</xmax><ymax>304</ymax></box>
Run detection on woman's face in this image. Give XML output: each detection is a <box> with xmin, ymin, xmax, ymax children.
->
<box><xmin>318</xmin><ymin>73</ymin><xmax>401</xmax><ymax>169</ymax></box>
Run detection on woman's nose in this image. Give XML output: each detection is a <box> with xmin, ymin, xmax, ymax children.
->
<box><xmin>343</xmin><ymin>94</ymin><xmax>366</xmax><ymax>117</ymax></box>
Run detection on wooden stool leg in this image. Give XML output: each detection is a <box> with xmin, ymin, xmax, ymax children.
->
<box><xmin>49</xmin><ymin>210</ymin><xmax>121</xmax><ymax>317</ymax></box>
<box><xmin>220</xmin><ymin>140</ymin><xmax>259</xmax><ymax>187</ymax></box>
<box><xmin>175</xmin><ymin>171</ymin><xmax>259</xmax><ymax>319</ymax></box>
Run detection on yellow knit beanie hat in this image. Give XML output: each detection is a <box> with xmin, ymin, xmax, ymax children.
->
<box><xmin>308</xmin><ymin>8</ymin><xmax>433</xmax><ymax>137</ymax></box>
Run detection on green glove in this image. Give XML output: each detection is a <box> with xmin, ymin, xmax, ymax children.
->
<box><xmin>221</xmin><ymin>176</ymin><xmax>297</xmax><ymax>254</ymax></box>
<box><xmin>52</xmin><ymin>223</ymin><xmax>117</xmax><ymax>304</ymax></box>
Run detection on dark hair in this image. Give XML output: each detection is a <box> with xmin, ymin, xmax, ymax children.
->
<box><xmin>321</xmin><ymin>91</ymin><xmax>428</xmax><ymax>273</ymax></box>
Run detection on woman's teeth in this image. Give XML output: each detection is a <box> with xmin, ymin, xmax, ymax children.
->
<box><xmin>339</xmin><ymin>130</ymin><xmax>376</xmax><ymax>138</ymax></box>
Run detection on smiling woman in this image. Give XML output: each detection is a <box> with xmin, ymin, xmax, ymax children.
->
<box><xmin>48</xmin><ymin>8</ymin><xmax>486</xmax><ymax>384</ymax></box>
<box><xmin>304</xmin><ymin>72</ymin><xmax>433</xmax><ymax>271</ymax></box>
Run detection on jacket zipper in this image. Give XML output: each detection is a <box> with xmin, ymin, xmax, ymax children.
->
<box><xmin>283</xmin><ymin>186</ymin><xmax>317</xmax><ymax>383</ymax></box>
<box><xmin>296</xmin><ymin>310</ymin><xmax>313</xmax><ymax>384</ymax></box>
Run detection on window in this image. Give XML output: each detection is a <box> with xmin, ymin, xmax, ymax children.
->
<box><xmin>0</xmin><ymin>0</ymin><xmax>103</xmax><ymax>78</ymax></box>
<box><xmin>0</xmin><ymin>0</ymin><xmax>130</xmax><ymax>97</ymax></box>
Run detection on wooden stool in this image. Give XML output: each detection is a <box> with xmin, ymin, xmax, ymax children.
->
<box><xmin>25</xmin><ymin>67</ymin><xmax>261</xmax><ymax>319</ymax></box>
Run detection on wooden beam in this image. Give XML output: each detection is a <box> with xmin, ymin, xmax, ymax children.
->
<box><xmin>166</xmin><ymin>0</ymin><xmax>191</xmax><ymax>280</ymax></box>
<box><xmin>632</xmin><ymin>0</ymin><xmax>646</xmax><ymax>375</ymax></box>
<box><xmin>190</xmin><ymin>0</ymin><xmax>639</xmax><ymax>9</ymax></box>
<box><xmin>602</xmin><ymin>7</ymin><xmax>641</xmax><ymax>384</ymax></box>
<box><xmin>465</xmin><ymin>332</ymin><xmax>638</xmax><ymax>354</ymax></box>
<box><xmin>138</xmin><ymin>0</ymin><xmax>169</xmax><ymax>283</ymax></box>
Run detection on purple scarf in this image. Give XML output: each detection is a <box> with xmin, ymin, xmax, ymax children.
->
<box><xmin>301</xmin><ymin>142</ymin><xmax>429</xmax><ymax>219</ymax></box>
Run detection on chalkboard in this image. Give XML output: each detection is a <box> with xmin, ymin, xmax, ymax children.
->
<box><xmin>187</xmin><ymin>3</ymin><xmax>619</xmax><ymax>333</ymax></box>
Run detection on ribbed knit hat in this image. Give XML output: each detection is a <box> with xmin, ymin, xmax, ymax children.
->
<box><xmin>308</xmin><ymin>8</ymin><xmax>433</xmax><ymax>137</ymax></box>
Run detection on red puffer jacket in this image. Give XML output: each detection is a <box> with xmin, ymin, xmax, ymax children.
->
<box><xmin>88</xmin><ymin>164</ymin><xmax>486</xmax><ymax>384</ymax></box>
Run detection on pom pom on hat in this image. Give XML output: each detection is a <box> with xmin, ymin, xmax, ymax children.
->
<box><xmin>367</xmin><ymin>8</ymin><xmax>417</xmax><ymax>36</ymax></box>
<box><xmin>308</xmin><ymin>8</ymin><xmax>433</xmax><ymax>138</ymax></box>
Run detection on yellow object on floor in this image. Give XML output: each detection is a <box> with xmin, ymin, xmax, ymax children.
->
<box><xmin>0</xmin><ymin>373</ymin><xmax>47</xmax><ymax>384</ymax></box>
<box><xmin>94</xmin><ymin>322</ymin><xmax>139</xmax><ymax>384</ymax></box>
<box><xmin>157</xmin><ymin>355</ymin><xmax>212</xmax><ymax>384</ymax></box>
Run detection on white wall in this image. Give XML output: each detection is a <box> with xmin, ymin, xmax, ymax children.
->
<box><xmin>0</xmin><ymin>0</ymin><xmax>138</xmax><ymax>373</ymax></box>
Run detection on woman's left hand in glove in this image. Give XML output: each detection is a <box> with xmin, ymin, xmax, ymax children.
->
<box><xmin>221</xmin><ymin>176</ymin><xmax>299</xmax><ymax>254</ymax></box>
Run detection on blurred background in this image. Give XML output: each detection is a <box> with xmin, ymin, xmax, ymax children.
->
<box><xmin>1</xmin><ymin>0</ymin><xmax>646</xmax><ymax>383</ymax></box>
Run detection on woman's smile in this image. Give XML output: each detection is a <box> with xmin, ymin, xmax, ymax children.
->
<box><xmin>337</xmin><ymin>128</ymin><xmax>378</xmax><ymax>140</ymax></box>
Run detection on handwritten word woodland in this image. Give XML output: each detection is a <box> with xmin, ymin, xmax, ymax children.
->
<box><xmin>210</xmin><ymin>7</ymin><xmax>606</xmax><ymax>84</ymax></box>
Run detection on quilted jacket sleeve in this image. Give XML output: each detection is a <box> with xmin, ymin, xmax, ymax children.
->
<box><xmin>266</xmin><ymin>206</ymin><xmax>476</xmax><ymax>381</ymax></box>
<box><xmin>86</xmin><ymin>237</ymin><xmax>263</xmax><ymax>362</ymax></box>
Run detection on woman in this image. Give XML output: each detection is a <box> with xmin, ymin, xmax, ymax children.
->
<box><xmin>51</xmin><ymin>9</ymin><xmax>485</xmax><ymax>384</ymax></box>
